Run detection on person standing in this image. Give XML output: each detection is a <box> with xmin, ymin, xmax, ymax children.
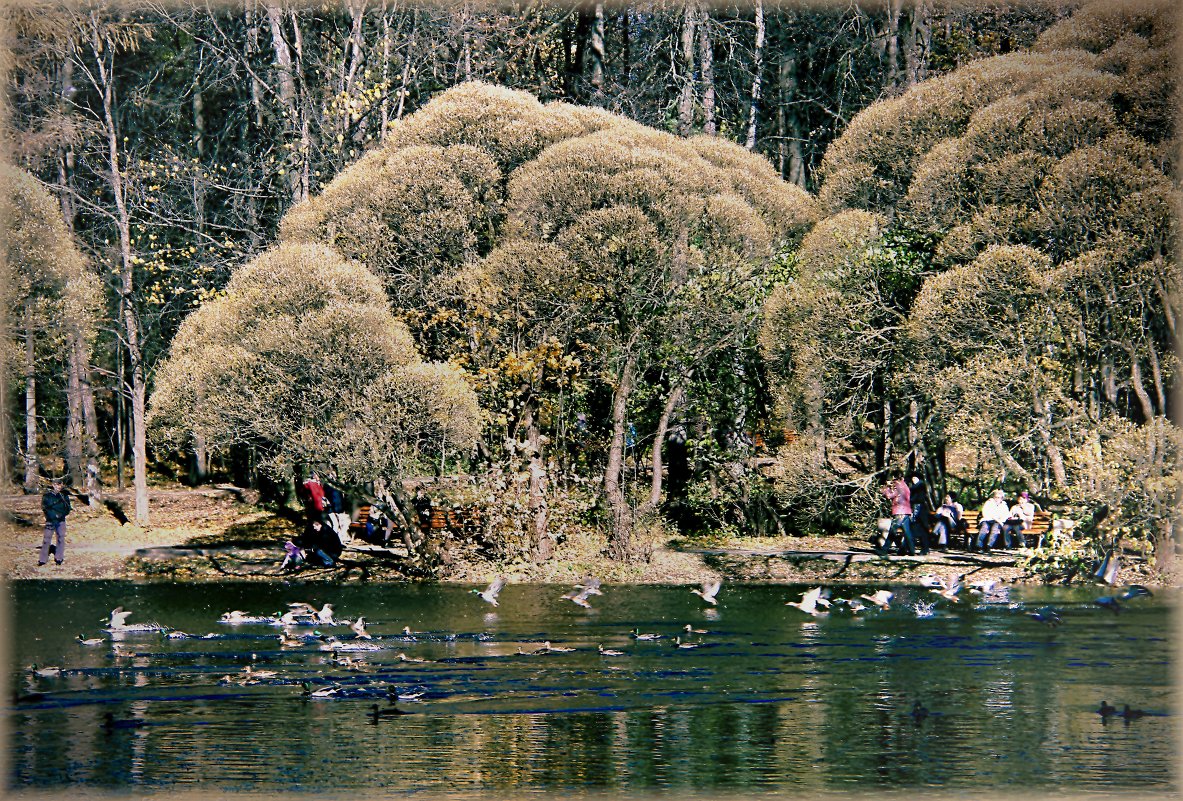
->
<box><xmin>301</xmin><ymin>471</ymin><xmax>327</xmax><ymax>524</ymax></box>
<box><xmin>909</xmin><ymin>475</ymin><xmax>933</xmax><ymax>556</ymax></box>
<box><xmin>881</xmin><ymin>474</ymin><xmax>914</xmax><ymax>556</ymax></box>
<box><xmin>40</xmin><ymin>480</ymin><xmax>71</xmax><ymax>566</ymax></box>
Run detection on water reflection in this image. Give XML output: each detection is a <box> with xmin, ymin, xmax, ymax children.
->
<box><xmin>5</xmin><ymin>581</ymin><xmax>1176</xmax><ymax>792</ymax></box>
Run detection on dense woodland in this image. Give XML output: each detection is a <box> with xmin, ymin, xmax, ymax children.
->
<box><xmin>2</xmin><ymin>0</ymin><xmax>1178</xmax><ymax>571</ymax></box>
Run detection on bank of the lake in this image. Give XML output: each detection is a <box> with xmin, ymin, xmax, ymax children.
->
<box><xmin>1</xmin><ymin>484</ymin><xmax>1171</xmax><ymax>589</ymax></box>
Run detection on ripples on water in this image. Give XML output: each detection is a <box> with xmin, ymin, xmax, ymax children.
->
<box><xmin>6</xmin><ymin>581</ymin><xmax>1177</xmax><ymax>793</ymax></box>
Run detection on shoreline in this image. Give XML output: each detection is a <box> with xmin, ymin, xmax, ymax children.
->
<box><xmin>2</xmin><ymin>485</ymin><xmax>1170</xmax><ymax>589</ymax></box>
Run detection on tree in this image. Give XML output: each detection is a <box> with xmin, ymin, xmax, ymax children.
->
<box><xmin>1</xmin><ymin>164</ymin><xmax>101</xmax><ymax>494</ymax></box>
<box><xmin>763</xmin><ymin>0</ymin><xmax>1178</xmax><ymax>554</ymax></box>
<box><xmin>149</xmin><ymin>242</ymin><xmax>479</xmax><ymax>488</ymax></box>
<box><xmin>283</xmin><ymin>82</ymin><xmax>815</xmax><ymax>558</ymax></box>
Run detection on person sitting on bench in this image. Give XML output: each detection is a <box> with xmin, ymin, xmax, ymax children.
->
<box><xmin>975</xmin><ymin>489</ymin><xmax>1011</xmax><ymax>553</ymax></box>
<box><xmin>1003</xmin><ymin>490</ymin><xmax>1036</xmax><ymax>549</ymax></box>
<box><xmin>931</xmin><ymin>492</ymin><xmax>963</xmax><ymax>550</ymax></box>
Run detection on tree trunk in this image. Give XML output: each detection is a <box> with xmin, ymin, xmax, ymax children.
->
<box><xmin>265</xmin><ymin>3</ymin><xmax>301</xmax><ymax>203</ymax></box>
<box><xmin>380</xmin><ymin>3</ymin><xmax>393</xmax><ymax>138</ymax></box>
<box><xmin>1032</xmin><ymin>386</ymin><xmax>1067</xmax><ymax>488</ymax></box>
<box><xmin>903</xmin><ymin>0</ymin><xmax>930</xmax><ymax>88</ymax></box>
<box><xmin>885</xmin><ymin>0</ymin><xmax>902</xmax><ymax>92</ymax></box>
<box><xmin>587</xmin><ymin>3</ymin><xmax>605</xmax><ymax>97</ymax></box>
<box><xmin>244</xmin><ymin>1</ymin><xmax>265</xmax><ymax>128</ymax></box>
<box><xmin>395</xmin><ymin>9</ymin><xmax>417</xmax><ymax>121</ymax></box>
<box><xmin>89</xmin><ymin>13</ymin><xmax>149</xmax><ymax>524</ymax></box>
<box><xmin>698</xmin><ymin>6</ymin><xmax>715</xmax><ymax>135</ymax></box>
<box><xmin>289</xmin><ymin>11</ymin><xmax>311</xmax><ymax>202</ymax></box>
<box><xmin>677</xmin><ymin>3</ymin><xmax>696</xmax><ymax>137</ymax></box>
<box><xmin>521</xmin><ymin>400</ymin><xmax>551</xmax><ymax>563</ymax></box>
<box><xmin>745</xmin><ymin>0</ymin><xmax>765</xmax><ymax>150</ymax></box>
<box><xmin>24</xmin><ymin>318</ymin><xmax>38</xmax><ymax>492</ymax></box>
<box><xmin>604</xmin><ymin>353</ymin><xmax>638</xmax><ymax>559</ymax></box>
<box><xmin>637</xmin><ymin>380</ymin><xmax>686</xmax><ymax>517</ymax></box>
<box><xmin>64</xmin><ymin>328</ymin><xmax>84</xmax><ymax>484</ymax></box>
<box><xmin>1125</xmin><ymin>348</ymin><xmax>1156</xmax><ymax>422</ymax></box>
<box><xmin>776</xmin><ymin>35</ymin><xmax>805</xmax><ymax>186</ymax></box>
<box><xmin>78</xmin><ymin>331</ymin><xmax>101</xmax><ymax>505</ymax></box>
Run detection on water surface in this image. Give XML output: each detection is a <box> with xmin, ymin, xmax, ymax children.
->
<box><xmin>6</xmin><ymin>580</ymin><xmax>1176</xmax><ymax>793</ymax></box>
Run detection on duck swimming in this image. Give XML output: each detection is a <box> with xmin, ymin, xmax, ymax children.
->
<box><xmin>103</xmin><ymin>712</ymin><xmax>148</xmax><ymax>732</ymax></box>
<box><xmin>598</xmin><ymin>644</ymin><xmax>626</xmax><ymax>656</ymax></box>
<box><xmin>77</xmin><ymin>634</ymin><xmax>105</xmax><ymax>646</ymax></box>
<box><xmin>1097</xmin><ymin>701</ymin><xmax>1118</xmax><ymax>717</ymax></box>
<box><xmin>369</xmin><ymin>703</ymin><xmax>408</xmax><ymax>719</ymax></box>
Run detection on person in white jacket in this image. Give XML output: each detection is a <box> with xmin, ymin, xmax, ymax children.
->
<box><xmin>975</xmin><ymin>489</ymin><xmax>1011</xmax><ymax>553</ymax></box>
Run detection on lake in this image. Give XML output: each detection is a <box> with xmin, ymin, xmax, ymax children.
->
<box><xmin>5</xmin><ymin>580</ymin><xmax>1176</xmax><ymax>794</ymax></box>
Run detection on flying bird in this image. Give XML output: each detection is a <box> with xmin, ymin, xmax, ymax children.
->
<box><xmin>1094</xmin><ymin>595</ymin><xmax>1122</xmax><ymax>613</ymax></box>
<box><xmin>574</xmin><ymin>577</ymin><xmax>604</xmax><ymax>596</ymax></box>
<box><xmin>690</xmin><ymin>580</ymin><xmax>722</xmax><ymax>606</ymax></box>
<box><xmin>350</xmin><ymin>617</ymin><xmax>371</xmax><ymax>639</ymax></box>
<box><xmin>1028</xmin><ymin>606</ymin><xmax>1062</xmax><ymax>626</ymax></box>
<box><xmin>472</xmin><ymin>577</ymin><xmax>506</xmax><ymax>606</ymax></box>
<box><xmin>860</xmin><ymin>590</ymin><xmax>894</xmax><ymax>610</ymax></box>
<box><xmin>106</xmin><ymin>607</ymin><xmax>133</xmax><ymax>630</ymax></box>
<box><xmin>562</xmin><ymin>586</ymin><xmax>596</xmax><ymax>609</ymax></box>
<box><xmin>1119</xmin><ymin>585</ymin><xmax>1152</xmax><ymax>601</ymax></box>
<box><xmin>786</xmin><ymin>587</ymin><xmax>827</xmax><ymax>616</ymax></box>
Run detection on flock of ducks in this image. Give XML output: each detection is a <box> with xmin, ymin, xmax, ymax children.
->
<box><xmin>24</xmin><ymin>575</ymin><xmax>1162</xmax><ymax>728</ymax></box>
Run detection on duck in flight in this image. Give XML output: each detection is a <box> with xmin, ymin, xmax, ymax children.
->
<box><xmin>690</xmin><ymin>580</ymin><xmax>722</xmax><ymax>606</ymax></box>
<box><xmin>562</xmin><ymin>586</ymin><xmax>596</xmax><ymax>609</ymax></box>
<box><xmin>473</xmin><ymin>577</ymin><xmax>506</xmax><ymax>606</ymax></box>
<box><xmin>350</xmin><ymin>617</ymin><xmax>371</xmax><ymax>639</ymax></box>
<box><xmin>1028</xmin><ymin>606</ymin><xmax>1062</xmax><ymax>626</ymax></box>
<box><xmin>860</xmin><ymin>590</ymin><xmax>893</xmax><ymax>610</ymax></box>
<box><xmin>786</xmin><ymin>587</ymin><xmax>827</xmax><ymax>616</ymax></box>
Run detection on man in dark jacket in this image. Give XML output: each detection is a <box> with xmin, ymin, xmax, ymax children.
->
<box><xmin>40</xmin><ymin>480</ymin><xmax>71</xmax><ymax>566</ymax></box>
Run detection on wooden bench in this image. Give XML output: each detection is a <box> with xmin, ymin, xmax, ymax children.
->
<box><xmin>348</xmin><ymin>504</ymin><xmax>373</xmax><ymax>541</ymax></box>
<box><xmin>954</xmin><ymin>509</ymin><xmax>1052</xmax><ymax>550</ymax></box>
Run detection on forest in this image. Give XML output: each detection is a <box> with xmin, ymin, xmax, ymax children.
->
<box><xmin>3</xmin><ymin>0</ymin><xmax>1178</xmax><ymax>574</ymax></box>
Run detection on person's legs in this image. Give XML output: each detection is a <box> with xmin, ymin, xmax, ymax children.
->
<box><xmin>986</xmin><ymin>521</ymin><xmax>1003</xmax><ymax>550</ymax></box>
<box><xmin>932</xmin><ymin>519</ymin><xmax>948</xmax><ymax>548</ymax></box>
<box><xmin>39</xmin><ymin>523</ymin><xmax>55</xmax><ymax>564</ymax></box>
<box><xmin>896</xmin><ymin>516</ymin><xmax>915</xmax><ymax>556</ymax></box>
<box><xmin>976</xmin><ymin>522</ymin><xmax>991</xmax><ymax>552</ymax></box>
<box><xmin>52</xmin><ymin>522</ymin><xmax>65</xmax><ymax>563</ymax></box>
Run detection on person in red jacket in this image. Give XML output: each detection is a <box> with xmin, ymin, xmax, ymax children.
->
<box><xmin>302</xmin><ymin>471</ymin><xmax>326</xmax><ymax>523</ymax></box>
<box><xmin>881</xmin><ymin>473</ymin><xmax>915</xmax><ymax>556</ymax></box>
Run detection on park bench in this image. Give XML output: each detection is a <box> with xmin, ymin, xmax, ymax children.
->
<box><xmin>347</xmin><ymin>504</ymin><xmax>373</xmax><ymax>541</ymax></box>
<box><xmin>954</xmin><ymin>509</ymin><xmax>1052</xmax><ymax>550</ymax></box>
